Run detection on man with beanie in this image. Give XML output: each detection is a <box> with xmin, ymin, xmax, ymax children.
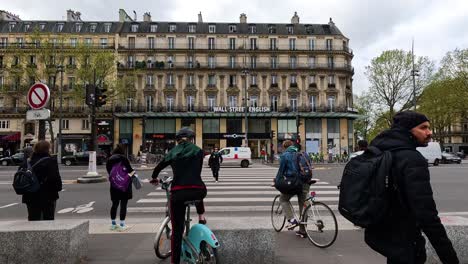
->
<box><xmin>365</xmin><ymin>111</ymin><xmax>459</xmax><ymax>264</ymax></box>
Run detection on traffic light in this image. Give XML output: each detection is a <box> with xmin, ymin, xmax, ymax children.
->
<box><xmin>85</xmin><ymin>84</ymin><xmax>95</xmax><ymax>106</ymax></box>
<box><xmin>95</xmin><ymin>86</ymin><xmax>107</xmax><ymax>107</ymax></box>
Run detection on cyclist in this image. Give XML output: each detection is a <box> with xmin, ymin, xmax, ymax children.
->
<box><xmin>150</xmin><ymin>127</ymin><xmax>207</xmax><ymax>264</ymax></box>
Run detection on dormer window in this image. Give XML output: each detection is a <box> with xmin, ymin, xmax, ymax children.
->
<box><xmin>131</xmin><ymin>24</ymin><xmax>139</xmax><ymax>33</ymax></box>
<box><xmin>287</xmin><ymin>25</ymin><xmax>294</xmax><ymax>34</ymax></box>
<box><xmin>39</xmin><ymin>23</ymin><xmax>46</xmax><ymax>31</ymax></box>
<box><xmin>268</xmin><ymin>25</ymin><xmax>276</xmax><ymax>34</ymax></box>
<box><xmin>104</xmin><ymin>23</ymin><xmax>111</xmax><ymax>33</ymax></box>
<box><xmin>229</xmin><ymin>25</ymin><xmax>237</xmax><ymax>33</ymax></box>
<box><xmin>169</xmin><ymin>24</ymin><xmax>176</xmax><ymax>33</ymax></box>
<box><xmin>75</xmin><ymin>23</ymin><xmax>82</xmax><ymax>32</ymax></box>
<box><xmin>305</xmin><ymin>25</ymin><xmax>313</xmax><ymax>34</ymax></box>
<box><xmin>249</xmin><ymin>25</ymin><xmax>256</xmax><ymax>34</ymax></box>
<box><xmin>188</xmin><ymin>24</ymin><xmax>196</xmax><ymax>33</ymax></box>
<box><xmin>24</xmin><ymin>24</ymin><xmax>30</xmax><ymax>32</ymax></box>
<box><xmin>57</xmin><ymin>23</ymin><xmax>64</xmax><ymax>32</ymax></box>
<box><xmin>150</xmin><ymin>24</ymin><xmax>158</xmax><ymax>33</ymax></box>
<box><xmin>89</xmin><ymin>23</ymin><xmax>97</xmax><ymax>33</ymax></box>
<box><xmin>9</xmin><ymin>22</ymin><xmax>16</xmax><ymax>32</ymax></box>
<box><xmin>208</xmin><ymin>25</ymin><xmax>216</xmax><ymax>33</ymax></box>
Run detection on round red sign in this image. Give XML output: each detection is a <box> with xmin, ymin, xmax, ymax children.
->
<box><xmin>27</xmin><ymin>83</ymin><xmax>50</xmax><ymax>110</ymax></box>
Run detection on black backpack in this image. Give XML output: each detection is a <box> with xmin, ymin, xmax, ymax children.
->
<box><xmin>338</xmin><ymin>146</ymin><xmax>402</xmax><ymax>228</ymax></box>
<box><xmin>296</xmin><ymin>152</ymin><xmax>313</xmax><ymax>183</ymax></box>
<box><xmin>275</xmin><ymin>152</ymin><xmax>303</xmax><ymax>195</ymax></box>
<box><xmin>12</xmin><ymin>157</ymin><xmax>49</xmax><ymax>195</ymax></box>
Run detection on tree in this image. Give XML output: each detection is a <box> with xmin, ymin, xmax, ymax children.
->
<box><xmin>437</xmin><ymin>48</ymin><xmax>468</xmax><ymax>87</ymax></box>
<box><xmin>353</xmin><ymin>92</ymin><xmax>374</xmax><ymax>141</ymax></box>
<box><xmin>365</xmin><ymin>49</ymin><xmax>435</xmax><ymax>125</ymax></box>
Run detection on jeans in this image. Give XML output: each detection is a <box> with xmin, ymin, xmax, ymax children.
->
<box><xmin>26</xmin><ymin>200</ymin><xmax>56</xmax><ymax>221</ymax></box>
<box><xmin>110</xmin><ymin>199</ymin><xmax>128</xmax><ymax>221</ymax></box>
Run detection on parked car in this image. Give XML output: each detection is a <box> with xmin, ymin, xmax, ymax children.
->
<box><xmin>417</xmin><ymin>142</ymin><xmax>442</xmax><ymax>166</ymax></box>
<box><xmin>204</xmin><ymin>147</ymin><xmax>252</xmax><ymax>168</ymax></box>
<box><xmin>0</xmin><ymin>152</ymin><xmax>24</xmax><ymax>166</ymax></box>
<box><xmin>62</xmin><ymin>151</ymin><xmax>105</xmax><ymax>166</ymax></box>
<box><xmin>441</xmin><ymin>152</ymin><xmax>462</xmax><ymax>164</ymax></box>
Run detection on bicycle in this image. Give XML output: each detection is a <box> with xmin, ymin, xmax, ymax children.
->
<box><xmin>154</xmin><ymin>176</ymin><xmax>220</xmax><ymax>263</ymax></box>
<box><xmin>271</xmin><ymin>181</ymin><xmax>338</xmax><ymax>248</ymax></box>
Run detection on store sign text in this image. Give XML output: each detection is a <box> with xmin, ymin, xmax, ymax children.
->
<box><xmin>213</xmin><ymin>107</ymin><xmax>270</xmax><ymax>113</ymax></box>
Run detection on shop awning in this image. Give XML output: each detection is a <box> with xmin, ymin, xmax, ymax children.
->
<box><xmin>114</xmin><ymin>112</ymin><xmax>362</xmax><ymax>119</ymax></box>
<box><xmin>0</xmin><ymin>132</ymin><xmax>21</xmax><ymax>142</ymax></box>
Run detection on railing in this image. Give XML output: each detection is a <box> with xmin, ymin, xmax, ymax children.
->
<box><xmin>0</xmin><ymin>42</ymin><xmax>115</xmax><ymax>50</ymax></box>
<box><xmin>0</xmin><ymin>107</ymin><xmax>29</xmax><ymax>113</ymax></box>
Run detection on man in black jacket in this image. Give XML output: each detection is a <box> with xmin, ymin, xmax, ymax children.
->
<box><xmin>208</xmin><ymin>147</ymin><xmax>223</xmax><ymax>182</ymax></box>
<box><xmin>366</xmin><ymin>111</ymin><xmax>459</xmax><ymax>264</ymax></box>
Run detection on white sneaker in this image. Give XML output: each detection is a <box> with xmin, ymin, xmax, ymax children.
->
<box><xmin>110</xmin><ymin>225</ymin><xmax>118</xmax><ymax>231</ymax></box>
<box><xmin>118</xmin><ymin>225</ymin><xmax>128</xmax><ymax>231</ymax></box>
<box><xmin>215</xmin><ymin>181</ymin><xmax>218</xmax><ymax>183</ymax></box>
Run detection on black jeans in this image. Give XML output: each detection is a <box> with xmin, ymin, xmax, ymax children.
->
<box><xmin>211</xmin><ymin>167</ymin><xmax>219</xmax><ymax>181</ymax></box>
<box><xmin>110</xmin><ymin>199</ymin><xmax>128</xmax><ymax>221</ymax></box>
<box><xmin>170</xmin><ymin>188</ymin><xmax>207</xmax><ymax>264</ymax></box>
<box><xmin>26</xmin><ymin>200</ymin><xmax>56</xmax><ymax>221</ymax></box>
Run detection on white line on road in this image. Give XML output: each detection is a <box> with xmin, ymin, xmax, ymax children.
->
<box><xmin>128</xmin><ymin>204</ymin><xmax>339</xmax><ymax>213</ymax></box>
<box><xmin>147</xmin><ymin>190</ymin><xmax>340</xmax><ymax>196</ymax></box>
<box><xmin>137</xmin><ymin>197</ymin><xmax>339</xmax><ymax>203</ymax></box>
<box><xmin>0</xmin><ymin>203</ymin><xmax>19</xmax><ymax>209</ymax></box>
<box><xmin>205</xmin><ymin>185</ymin><xmax>338</xmax><ymax>190</ymax></box>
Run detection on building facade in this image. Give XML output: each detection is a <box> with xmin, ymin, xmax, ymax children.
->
<box><xmin>0</xmin><ymin>9</ymin><xmax>358</xmax><ymax>158</ymax></box>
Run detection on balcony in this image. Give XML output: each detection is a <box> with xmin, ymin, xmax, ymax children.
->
<box><xmin>0</xmin><ymin>42</ymin><xmax>115</xmax><ymax>50</ymax></box>
<box><xmin>0</xmin><ymin>107</ymin><xmax>28</xmax><ymax>114</ymax></box>
<box><xmin>144</xmin><ymin>84</ymin><xmax>155</xmax><ymax>91</ymax></box>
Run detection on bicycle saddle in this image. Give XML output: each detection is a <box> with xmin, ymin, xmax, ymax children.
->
<box><xmin>184</xmin><ymin>200</ymin><xmax>201</xmax><ymax>206</ymax></box>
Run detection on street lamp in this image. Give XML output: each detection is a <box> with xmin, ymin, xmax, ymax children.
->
<box><xmin>57</xmin><ymin>65</ymin><xmax>64</xmax><ymax>163</ymax></box>
<box><xmin>243</xmin><ymin>69</ymin><xmax>249</xmax><ymax>147</ymax></box>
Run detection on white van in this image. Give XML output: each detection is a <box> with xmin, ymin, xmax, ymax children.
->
<box><xmin>417</xmin><ymin>142</ymin><xmax>442</xmax><ymax>166</ymax></box>
<box><xmin>204</xmin><ymin>147</ymin><xmax>252</xmax><ymax>168</ymax></box>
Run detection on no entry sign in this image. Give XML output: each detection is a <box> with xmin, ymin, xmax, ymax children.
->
<box><xmin>27</xmin><ymin>83</ymin><xmax>50</xmax><ymax>110</ymax></box>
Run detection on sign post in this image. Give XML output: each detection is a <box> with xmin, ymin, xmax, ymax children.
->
<box><xmin>27</xmin><ymin>83</ymin><xmax>51</xmax><ymax>141</ymax></box>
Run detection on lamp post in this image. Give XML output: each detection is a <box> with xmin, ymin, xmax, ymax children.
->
<box><xmin>411</xmin><ymin>39</ymin><xmax>419</xmax><ymax>110</ymax></box>
<box><xmin>57</xmin><ymin>65</ymin><xmax>64</xmax><ymax>163</ymax></box>
<box><xmin>243</xmin><ymin>68</ymin><xmax>249</xmax><ymax>147</ymax></box>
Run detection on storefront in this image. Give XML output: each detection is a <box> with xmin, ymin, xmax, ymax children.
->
<box><xmin>97</xmin><ymin>119</ymin><xmax>114</xmax><ymax>157</ymax></box>
<box><xmin>61</xmin><ymin>134</ymin><xmax>91</xmax><ymax>155</ymax></box>
<box><xmin>247</xmin><ymin>118</ymin><xmax>272</xmax><ymax>158</ymax></box>
<box><xmin>277</xmin><ymin>119</ymin><xmax>298</xmax><ymax>153</ymax></box>
<box><xmin>119</xmin><ymin>119</ymin><xmax>133</xmax><ymax>157</ymax></box>
<box><xmin>144</xmin><ymin>118</ymin><xmax>176</xmax><ymax>154</ymax></box>
<box><xmin>0</xmin><ymin>132</ymin><xmax>21</xmax><ymax>156</ymax></box>
<box><xmin>202</xmin><ymin>119</ymin><xmax>220</xmax><ymax>154</ymax></box>
<box><xmin>225</xmin><ymin>119</ymin><xmax>243</xmax><ymax>147</ymax></box>
<box><xmin>305</xmin><ymin>119</ymin><xmax>322</xmax><ymax>154</ymax></box>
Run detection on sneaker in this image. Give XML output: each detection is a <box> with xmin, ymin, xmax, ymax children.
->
<box><xmin>215</xmin><ymin>181</ymin><xmax>218</xmax><ymax>183</ymax></box>
<box><xmin>285</xmin><ymin>219</ymin><xmax>299</xmax><ymax>230</ymax></box>
<box><xmin>199</xmin><ymin>218</ymin><xmax>207</xmax><ymax>225</ymax></box>
<box><xmin>110</xmin><ymin>225</ymin><xmax>118</xmax><ymax>231</ymax></box>
<box><xmin>118</xmin><ymin>225</ymin><xmax>128</xmax><ymax>231</ymax></box>
<box><xmin>296</xmin><ymin>230</ymin><xmax>307</xmax><ymax>238</ymax></box>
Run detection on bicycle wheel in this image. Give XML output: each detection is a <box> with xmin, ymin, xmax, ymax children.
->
<box><xmin>154</xmin><ymin>216</ymin><xmax>172</xmax><ymax>259</ymax></box>
<box><xmin>302</xmin><ymin>201</ymin><xmax>338</xmax><ymax>248</ymax></box>
<box><xmin>199</xmin><ymin>241</ymin><xmax>218</xmax><ymax>264</ymax></box>
<box><xmin>271</xmin><ymin>194</ymin><xmax>286</xmax><ymax>232</ymax></box>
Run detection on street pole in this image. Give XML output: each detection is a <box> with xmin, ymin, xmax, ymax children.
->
<box><xmin>57</xmin><ymin>65</ymin><xmax>64</xmax><ymax>163</ymax></box>
<box><xmin>243</xmin><ymin>69</ymin><xmax>249</xmax><ymax>147</ymax></box>
<box><xmin>412</xmin><ymin>39</ymin><xmax>417</xmax><ymax>110</ymax></box>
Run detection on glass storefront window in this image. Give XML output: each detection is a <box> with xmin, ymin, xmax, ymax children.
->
<box><xmin>327</xmin><ymin>119</ymin><xmax>340</xmax><ymax>156</ymax></box>
<box><xmin>203</xmin><ymin>119</ymin><xmax>219</xmax><ymax>133</ymax></box>
<box><xmin>145</xmin><ymin>119</ymin><xmax>176</xmax><ymax>133</ymax></box>
<box><xmin>348</xmin><ymin>120</ymin><xmax>354</xmax><ymax>152</ymax></box>
<box><xmin>306</xmin><ymin>119</ymin><xmax>322</xmax><ymax>154</ymax></box>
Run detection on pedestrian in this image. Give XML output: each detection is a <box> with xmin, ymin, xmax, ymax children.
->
<box><xmin>151</xmin><ymin>127</ymin><xmax>207</xmax><ymax>264</ymax></box>
<box><xmin>106</xmin><ymin>144</ymin><xmax>135</xmax><ymax>231</ymax></box>
<box><xmin>365</xmin><ymin>111</ymin><xmax>459</xmax><ymax>264</ymax></box>
<box><xmin>21</xmin><ymin>140</ymin><xmax>62</xmax><ymax>221</ymax></box>
<box><xmin>208</xmin><ymin>147</ymin><xmax>223</xmax><ymax>182</ymax></box>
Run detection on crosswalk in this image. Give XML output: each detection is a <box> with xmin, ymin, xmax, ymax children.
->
<box><xmin>128</xmin><ymin>165</ymin><xmax>340</xmax><ymax>215</ymax></box>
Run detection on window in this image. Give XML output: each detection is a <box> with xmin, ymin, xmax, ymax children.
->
<box><xmin>290</xmin><ymin>75</ymin><xmax>297</xmax><ymax>84</ymax></box>
<box><xmin>188</xmin><ymin>24</ymin><xmax>196</xmax><ymax>33</ymax></box>
<box><xmin>12</xmin><ymin>56</ymin><xmax>20</xmax><ymax>66</ymax></box>
<box><xmin>57</xmin><ymin>23</ymin><xmax>64</xmax><ymax>32</ymax></box>
<box><xmin>250</xmin><ymin>38</ymin><xmax>257</xmax><ymax>50</ymax></box>
<box><xmin>169</xmin><ymin>24</ymin><xmax>177</xmax><ymax>32</ymax></box>
<box><xmin>84</xmin><ymin>38</ymin><xmax>92</xmax><ymax>46</ymax></box>
<box><xmin>0</xmin><ymin>120</ymin><xmax>10</xmax><ymax>129</ymax></box>
<box><xmin>328</xmin><ymin>56</ymin><xmax>334</xmax><ymax>68</ymax></box>
<box><xmin>203</xmin><ymin>119</ymin><xmax>220</xmax><ymax>133</ymax></box>
<box><xmin>250</xmin><ymin>56</ymin><xmax>257</xmax><ymax>69</ymax></box>
<box><xmin>287</xmin><ymin>25</ymin><xmax>294</xmax><ymax>34</ymax></box>
<box><xmin>0</xmin><ymin>77</ymin><xmax>3</xmax><ymax>88</ymax></box>
<box><xmin>126</xmin><ymin>98</ymin><xmax>134</xmax><ymax>112</ymax></box>
<box><xmin>75</xmin><ymin>23</ymin><xmax>82</xmax><ymax>32</ymax></box>
<box><xmin>328</xmin><ymin>96</ymin><xmax>336</xmax><ymax>112</ymax></box>
<box><xmin>187</xmin><ymin>96</ymin><xmax>195</xmax><ymax>111</ymax></box>
<box><xmin>9</xmin><ymin>22</ymin><xmax>16</xmax><ymax>32</ymax></box>
<box><xmin>251</xmin><ymin>75</ymin><xmax>257</xmax><ymax>85</ymax></box>
<box><xmin>309</xmin><ymin>56</ymin><xmax>316</xmax><ymax>68</ymax></box>
<box><xmin>328</xmin><ymin>75</ymin><xmax>335</xmax><ymax>84</ymax></box>
<box><xmin>168</xmin><ymin>37</ymin><xmax>175</xmax><ymax>49</ymax></box>
<box><xmin>188</xmin><ymin>37</ymin><xmax>194</xmax><ymax>49</ymax></box>
<box><xmin>145</xmin><ymin>95</ymin><xmax>154</xmax><ymax>112</ymax></box>
<box><xmin>208</xmin><ymin>25</ymin><xmax>216</xmax><ymax>33</ymax></box>
<box><xmin>346</xmin><ymin>95</ymin><xmax>352</xmax><ymax>108</ymax></box>
<box><xmin>208</xmin><ymin>56</ymin><xmax>216</xmax><ymax>68</ymax></box>
<box><xmin>229</xmin><ymin>38</ymin><xmax>236</xmax><ymax>50</ymax></box>
<box><xmin>68</xmin><ymin>77</ymin><xmax>75</xmax><ymax>89</ymax></box>
<box><xmin>167</xmin><ymin>74</ymin><xmax>174</xmax><ymax>85</ymax></box>
<box><xmin>51</xmin><ymin>38</ymin><xmax>58</xmax><ymax>47</ymax></box>
<box><xmin>249</xmin><ymin>25</ymin><xmax>256</xmax><ymax>33</ymax></box>
<box><xmin>82</xmin><ymin>119</ymin><xmax>90</xmax><ymax>130</ymax></box>
<box><xmin>290</xmin><ymin>96</ymin><xmax>298</xmax><ymax>112</ymax></box>
<box><xmin>289</xmin><ymin>38</ymin><xmax>296</xmax><ymax>50</ymax></box>
<box><xmin>187</xmin><ymin>55</ymin><xmax>194</xmax><ymax>68</ymax></box>
<box><xmin>70</xmin><ymin>38</ymin><xmax>77</xmax><ymax>47</ymax></box>
<box><xmin>0</xmin><ymin>97</ymin><xmax>4</xmax><ymax>108</ymax></box>
<box><xmin>228</xmin><ymin>96</ymin><xmax>238</xmax><ymax>107</ymax></box>
<box><xmin>68</xmin><ymin>56</ymin><xmax>76</xmax><ymax>66</ymax></box>
<box><xmin>187</xmin><ymin>74</ymin><xmax>194</xmax><ymax>85</ymax></box>
<box><xmin>128</xmin><ymin>37</ymin><xmax>136</xmax><ymax>49</ymax></box>
<box><xmin>270</xmin><ymin>96</ymin><xmax>278</xmax><ymax>112</ymax></box>
<box><xmin>208</xmin><ymin>96</ymin><xmax>216</xmax><ymax>111</ymax></box>
<box><xmin>310</xmin><ymin>95</ymin><xmax>317</xmax><ymax>112</ymax></box>
<box><xmin>290</xmin><ymin>56</ymin><xmax>297</xmax><ymax>68</ymax></box>
<box><xmin>62</xmin><ymin>119</ymin><xmax>70</xmax><ymax>130</ymax></box>
<box><xmin>166</xmin><ymin>96</ymin><xmax>174</xmax><ymax>112</ymax></box>
<box><xmin>148</xmin><ymin>37</ymin><xmax>155</xmax><ymax>49</ymax></box>
<box><xmin>268</xmin><ymin>25</ymin><xmax>276</xmax><ymax>34</ymax></box>
<box><xmin>250</xmin><ymin>96</ymin><xmax>258</xmax><ymax>107</ymax></box>
<box><xmin>24</xmin><ymin>23</ymin><xmax>30</xmax><ymax>32</ymax></box>
<box><xmin>150</xmin><ymin>24</ymin><xmax>158</xmax><ymax>33</ymax></box>
<box><xmin>271</xmin><ymin>75</ymin><xmax>277</xmax><ymax>85</ymax></box>
<box><xmin>229</xmin><ymin>25</ymin><xmax>237</xmax><ymax>33</ymax></box>
<box><xmin>229</xmin><ymin>56</ymin><xmax>236</xmax><ymax>68</ymax></box>
<box><xmin>208</xmin><ymin>75</ymin><xmax>216</xmax><ymax>86</ymax></box>
<box><xmin>308</xmin><ymin>39</ymin><xmax>315</xmax><ymax>50</ymax></box>
<box><xmin>271</xmin><ymin>56</ymin><xmax>278</xmax><ymax>69</ymax></box>
<box><xmin>89</xmin><ymin>23</ymin><xmax>97</xmax><ymax>33</ymax></box>
<box><xmin>146</xmin><ymin>75</ymin><xmax>154</xmax><ymax>86</ymax></box>
<box><xmin>326</xmin><ymin>39</ymin><xmax>333</xmax><ymax>50</ymax></box>
<box><xmin>208</xmin><ymin>37</ymin><xmax>215</xmax><ymax>50</ymax></box>
<box><xmin>131</xmin><ymin>24</ymin><xmax>139</xmax><ymax>32</ymax></box>
<box><xmin>309</xmin><ymin>75</ymin><xmax>316</xmax><ymax>84</ymax></box>
<box><xmin>104</xmin><ymin>23</ymin><xmax>112</xmax><ymax>33</ymax></box>
<box><xmin>0</xmin><ymin>37</ymin><xmax>7</xmax><ymax>48</ymax></box>
<box><xmin>29</xmin><ymin>55</ymin><xmax>36</xmax><ymax>65</ymax></box>
<box><xmin>100</xmin><ymin>38</ymin><xmax>108</xmax><ymax>48</ymax></box>
<box><xmin>48</xmin><ymin>76</ymin><xmax>56</xmax><ymax>86</ymax></box>
<box><xmin>270</xmin><ymin>38</ymin><xmax>277</xmax><ymax>50</ymax></box>
<box><xmin>16</xmin><ymin>37</ymin><xmax>24</xmax><ymax>48</ymax></box>
<box><xmin>229</xmin><ymin>75</ymin><xmax>236</xmax><ymax>86</ymax></box>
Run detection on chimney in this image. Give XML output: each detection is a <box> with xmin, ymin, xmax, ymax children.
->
<box><xmin>240</xmin><ymin>13</ymin><xmax>247</xmax><ymax>24</ymax></box>
<box><xmin>328</xmin><ymin>17</ymin><xmax>335</xmax><ymax>26</ymax></box>
<box><xmin>143</xmin><ymin>12</ymin><xmax>151</xmax><ymax>22</ymax></box>
<box><xmin>67</xmin><ymin>10</ymin><xmax>82</xmax><ymax>22</ymax></box>
<box><xmin>291</xmin><ymin>11</ymin><xmax>299</xmax><ymax>24</ymax></box>
<box><xmin>133</xmin><ymin>10</ymin><xmax>137</xmax><ymax>21</ymax></box>
<box><xmin>198</xmin><ymin>12</ymin><xmax>203</xmax><ymax>23</ymax></box>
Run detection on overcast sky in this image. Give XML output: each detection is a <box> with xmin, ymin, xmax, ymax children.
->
<box><xmin>3</xmin><ymin>0</ymin><xmax>468</xmax><ymax>95</ymax></box>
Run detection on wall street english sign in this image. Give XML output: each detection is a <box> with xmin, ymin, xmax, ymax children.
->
<box><xmin>212</xmin><ymin>106</ymin><xmax>270</xmax><ymax>113</ymax></box>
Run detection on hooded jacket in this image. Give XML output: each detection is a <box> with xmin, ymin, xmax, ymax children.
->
<box><xmin>152</xmin><ymin>141</ymin><xmax>206</xmax><ymax>191</ymax></box>
<box><xmin>275</xmin><ymin>145</ymin><xmax>300</xmax><ymax>182</ymax></box>
<box><xmin>365</xmin><ymin>127</ymin><xmax>458</xmax><ymax>263</ymax></box>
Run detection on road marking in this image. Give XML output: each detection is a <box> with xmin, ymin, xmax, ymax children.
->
<box><xmin>440</xmin><ymin>212</ymin><xmax>468</xmax><ymax>216</ymax></box>
<box><xmin>128</xmin><ymin>204</ymin><xmax>340</xmax><ymax>213</ymax></box>
<box><xmin>147</xmin><ymin>190</ymin><xmax>340</xmax><ymax>196</ymax></box>
<box><xmin>137</xmin><ymin>197</ymin><xmax>339</xmax><ymax>203</ymax></box>
<box><xmin>58</xmin><ymin>201</ymin><xmax>95</xmax><ymax>214</ymax></box>
<box><xmin>0</xmin><ymin>203</ymin><xmax>19</xmax><ymax>209</ymax></box>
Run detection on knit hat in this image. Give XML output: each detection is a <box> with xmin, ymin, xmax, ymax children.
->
<box><xmin>392</xmin><ymin>111</ymin><xmax>430</xmax><ymax>130</ymax></box>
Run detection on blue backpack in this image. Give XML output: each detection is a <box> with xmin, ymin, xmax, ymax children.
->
<box><xmin>296</xmin><ymin>152</ymin><xmax>313</xmax><ymax>183</ymax></box>
<box><xmin>109</xmin><ymin>161</ymin><xmax>131</xmax><ymax>192</ymax></box>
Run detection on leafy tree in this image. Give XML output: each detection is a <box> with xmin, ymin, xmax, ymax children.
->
<box><xmin>353</xmin><ymin>92</ymin><xmax>374</xmax><ymax>141</ymax></box>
